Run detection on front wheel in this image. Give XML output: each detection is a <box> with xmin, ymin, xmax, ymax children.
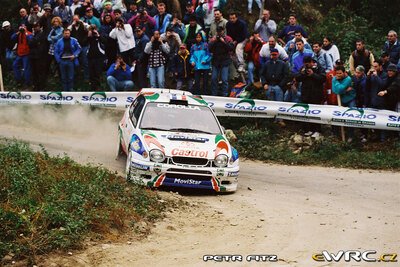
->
<box><xmin>125</xmin><ymin>150</ymin><xmax>132</xmax><ymax>181</ymax></box>
<box><xmin>116</xmin><ymin>130</ymin><xmax>125</xmax><ymax>160</ymax></box>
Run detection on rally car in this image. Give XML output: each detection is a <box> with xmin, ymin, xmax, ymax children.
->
<box><xmin>116</xmin><ymin>89</ymin><xmax>239</xmax><ymax>192</ymax></box>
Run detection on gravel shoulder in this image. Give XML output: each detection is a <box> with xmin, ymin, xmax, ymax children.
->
<box><xmin>1</xmin><ymin>105</ymin><xmax>398</xmax><ymax>267</ymax></box>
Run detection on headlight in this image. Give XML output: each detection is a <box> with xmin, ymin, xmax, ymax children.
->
<box><xmin>149</xmin><ymin>149</ymin><xmax>165</xmax><ymax>163</ymax></box>
<box><xmin>214</xmin><ymin>154</ymin><xmax>228</xmax><ymax>167</ymax></box>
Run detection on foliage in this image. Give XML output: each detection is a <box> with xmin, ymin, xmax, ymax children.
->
<box><xmin>305</xmin><ymin>5</ymin><xmax>383</xmax><ymax>59</ymax></box>
<box><xmin>0</xmin><ymin>141</ymin><xmax>166</xmax><ymax>262</ymax></box>
<box><xmin>228</xmin><ymin>123</ymin><xmax>400</xmax><ymax>170</ymax></box>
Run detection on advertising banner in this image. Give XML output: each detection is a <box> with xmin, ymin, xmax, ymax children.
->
<box><xmin>1</xmin><ymin>91</ymin><xmax>399</xmax><ymax>131</ymax></box>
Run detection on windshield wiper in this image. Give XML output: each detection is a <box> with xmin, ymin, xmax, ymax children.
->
<box><xmin>141</xmin><ymin>127</ymin><xmax>169</xmax><ymax>131</ymax></box>
<box><xmin>169</xmin><ymin>128</ymin><xmax>214</xmax><ymax>134</ymax></box>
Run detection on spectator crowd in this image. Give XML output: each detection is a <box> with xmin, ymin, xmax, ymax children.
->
<box><xmin>0</xmin><ymin>0</ymin><xmax>399</xmax><ymax>142</ymax></box>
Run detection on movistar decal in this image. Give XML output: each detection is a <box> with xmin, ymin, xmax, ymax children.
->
<box><xmin>40</xmin><ymin>92</ymin><xmax>73</xmax><ymax>101</ymax></box>
<box><xmin>81</xmin><ymin>92</ymin><xmax>117</xmax><ymax>102</ymax></box>
<box><xmin>225</xmin><ymin>99</ymin><xmax>267</xmax><ymax>112</ymax></box>
<box><xmin>162</xmin><ymin>134</ymin><xmax>209</xmax><ymax>142</ymax></box>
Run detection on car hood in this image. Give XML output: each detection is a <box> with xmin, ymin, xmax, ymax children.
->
<box><xmin>140</xmin><ymin>130</ymin><xmax>231</xmax><ymax>159</ymax></box>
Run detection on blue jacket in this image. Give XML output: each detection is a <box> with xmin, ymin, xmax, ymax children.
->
<box><xmin>54</xmin><ymin>37</ymin><xmax>81</xmax><ymax>65</ymax></box>
<box><xmin>291</xmin><ymin>48</ymin><xmax>313</xmax><ymax>74</ymax></box>
<box><xmin>154</xmin><ymin>13</ymin><xmax>172</xmax><ymax>34</ymax></box>
<box><xmin>107</xmin><ymin>63</ymin><xmax>132</xmax><ymax>81</ymax></box>
<box><xmin>190</xmin><ymin>40</ymin><xmax>211</xmax><ymax>70</ymax></box>
<box><xmin>352</xmin><ymin>74</ymin><xmax>367</xmax><ymax>107</ymax></box>
<box><xmin>47</xmin><ymin>26</ymin><xmax>63</xmax><ymax>45</ymax></box>
<box><xmin>332</xmin><ymin>75</ymin><xmax>356</xmax><ymax>105</ymax></box>
<box><xmin>278</xmin><ymin>24</ymin><xmax>308</xmax><ymax>43</ymax></box>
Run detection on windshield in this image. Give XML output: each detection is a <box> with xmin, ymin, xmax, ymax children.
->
<box><xmin>140</xmin><ymin>103</ymin><xmax>222</xmax><ymax>135</ymax></box>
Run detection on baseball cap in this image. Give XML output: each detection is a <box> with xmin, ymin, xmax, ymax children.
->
<box><xmin>2</xmin><ymin>21</ymin><xmax>10</xmax><ymax>28</ymax></box>
<box><xmin>355</xmin><ymin>65</ymin><xmax>365</xmax><ymax>72</ymax></box>
<box><xmin>134</xmin><ymin>26</ymin><xmax>142</xmax><ymax>31</ymax></box>
<box><xmin>43</xmin><ymin>3</ymin><xmax>52</xmax><ymax>10</ymax></box>
<box><xmin>270</xmin><ymin>48</ymin><xmax>279</xmax><ymax>54</ymax></box>
<box><xmin>335</xmin><ymin>59</ymin><xmax>344</xmax><ymax>66</ymax></box>
<box><xmin>86</xmin><ymin>7</ymin><xmax>92</xmax><ymax>12</ymax></box>
<box><xmin>387</xmin><ymin>63</ymin><xmax>397</xmax><ymax>72</ymax></box>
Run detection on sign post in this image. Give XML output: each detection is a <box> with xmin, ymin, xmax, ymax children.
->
<box><xmin>0</xmin><ymin>64</ymin><xmax>4</xmax><ymax>92</ymax></box>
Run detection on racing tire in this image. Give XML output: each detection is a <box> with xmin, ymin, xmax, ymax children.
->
<box><xmin>115</xmin><ymin>131</ymin><xmax>124</xmax><ymax>160</ymax></box>
<box><xmin>125</xmin><ymin>150</ymin><xmax>132</xmax><ymax>181</ymax></box>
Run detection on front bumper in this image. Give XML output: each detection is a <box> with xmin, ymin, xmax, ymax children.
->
<box><xmin>127</xmin><ymin>157</ymin><xmax>239</xmax><ymax>192</ymax></box>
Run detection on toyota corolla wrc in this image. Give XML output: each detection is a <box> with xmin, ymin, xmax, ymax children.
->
<box><xmin>116</xmin><ymin>89</ymin><xmax>239</xmax><ymax>192</ymax></box>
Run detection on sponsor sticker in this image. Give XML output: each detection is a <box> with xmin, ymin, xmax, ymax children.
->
<box><xmin>162</xmin><ymin>134</ymin><xmax>209</xmax><ymax>143</ymax></box>
<box><xmin>171</xmin><ymin>148</ymin><xmax>209</xmax><ymax>158</ymax></box>
<box><xmin>156</xmin><ymin>103</ymin><xmax>200</xmax><ymax>110</ymax></box>
<box><xmin>131</xmin><ymin>162</ymin><xmax>150</xmax><ymax>170</ymax></box>
<box><xmin>173</xmin><ymin>178</ymin><xmax>202</xmax><ymax>185</ymax></box>
<box><xmin>216</xmin><ymin>169</ymin><xmax>225</xmax><ymax>176</ymax></box>
<box><xmin>227</xmin><ymin>171</ymin><xmax>239</xmax><ymax>177</ymax></box>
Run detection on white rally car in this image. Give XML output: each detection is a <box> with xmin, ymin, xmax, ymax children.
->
<box><xmin>116</xmin><ymin>89</ymin><xmax>239</xmax><ymax>192</ymax></box>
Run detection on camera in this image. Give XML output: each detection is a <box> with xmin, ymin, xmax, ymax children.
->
<box><xmin>19</xmin><ymin>27</ymin><xmax>25</xmax><ymax>33</ymax></box>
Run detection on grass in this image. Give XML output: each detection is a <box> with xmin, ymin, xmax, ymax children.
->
<box><xmin>220</xmin><ymin>117</ymin><xmax>400</xmax><ymax>170</ymax></box>
<box><xmin>0</xmin><ymin>140</ymin><xmax>168</xmax><ymax>264</ymax></box>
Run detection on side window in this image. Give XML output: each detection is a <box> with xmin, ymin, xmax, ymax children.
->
<box><xmin>129</xmin><ymin>99</ymin><xmax>138</xmax><ymax>122</ymax></box>
<box><xmin>130</xmin><ymin>96</ymin><xmax>145</xmax><ymax>127</ymax></box>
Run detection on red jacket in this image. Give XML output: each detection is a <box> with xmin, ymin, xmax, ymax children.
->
<box><xmin>324</xmin><ymin>69</ymin><xmax>338</xmax><ymax>105</ymax></box>
<box><xmin>244</xmin><ymin>39</ymin><xmax>265</xmax><ymax>69</ymax></box>
<box><xmin>15</xmin><ymin>31</ymin><xmax>32</xmax><ymax>57</ymax></box>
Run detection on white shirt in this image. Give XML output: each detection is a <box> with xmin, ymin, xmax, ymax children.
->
<box><xmin>323</xmin><ymin>44</ymin><xmax>340</xmax><ymax>64</ymax></box>
<box><xmin>109</xmin><ymin>24</ymin><xmax>135</xmax><ymax>52</ymax></box>
<box><xmin>259</xmin><ymin>43</ymin><xmax>288</xmax><ymax>61</ymax></box>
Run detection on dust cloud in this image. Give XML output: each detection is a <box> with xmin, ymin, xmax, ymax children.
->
<box><xmin>0</xmin><ymin>104</ymin><xmax>125</xmax><ymax>170</ymax></box>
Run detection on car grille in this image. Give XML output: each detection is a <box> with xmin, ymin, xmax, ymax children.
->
<box><xmin>167</xmin><ymin>168</ymin><xmax>212</xmax><ymax>175</ymax></box>
<box><xmin>171</xmin><ymin>157</ymin><xmax>209</xmax><ymax>166</ymax></box>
